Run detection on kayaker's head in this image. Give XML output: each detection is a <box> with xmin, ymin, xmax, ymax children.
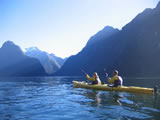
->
<box><xmin>93</xmin><ymin>72</ymin><xmax>98</xmax><ymax>77</ymax></box>
<box><xmin>113</xmin><ymin>70</ymin><xmax>118</xmax><ymax>76</ymax></box>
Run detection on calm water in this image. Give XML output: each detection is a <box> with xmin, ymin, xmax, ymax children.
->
<box><xmin>0</xmin><ymin>76</ymin><xmax>160</xmax><ymax>120</ymax></box>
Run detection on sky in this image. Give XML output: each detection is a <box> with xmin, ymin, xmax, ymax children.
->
<box><xmin>0</xmin><ymin>0</ymin><xmax>159</xmax><ymax>58</ymax></box>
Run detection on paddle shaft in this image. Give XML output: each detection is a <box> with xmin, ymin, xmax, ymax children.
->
<box><xmin>104</xmin><ymin>68</ymin><xmax>108</xmax><ymax>78</ymax></box>
<box><xmin>81</xmin><ymin>69</ymin><xmax>88</xmax><ymax>75</ymax></box>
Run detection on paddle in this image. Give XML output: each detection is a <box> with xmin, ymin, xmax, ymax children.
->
<box><xmin>104</xmin><ymin>68</ymin><xmax>108</xmax><ymax>78</ymax></box>
<box><xmin>99</xmin><ymin>68</ymin><xmax>108</xmax><ymax>84</ymax></box>
<box><xmin>104</xmin><ymin>68</ymin><xmax>113</xmax><ymax>87</ymax></box>
<box><xmin>81</xmin><ymin>69</ymin><xmax>89</xmax><ymax>83</ymax></box>
<box><xmin>81</xmin><ymin>69</ymin><xmax>87</xmax><ymax>76</ymax></box>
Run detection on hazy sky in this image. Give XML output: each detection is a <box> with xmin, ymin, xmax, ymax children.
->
<box><xmin>0</xmin><ymin>0</ymin><xmax>159</xmax><ymax>58</ymax></box>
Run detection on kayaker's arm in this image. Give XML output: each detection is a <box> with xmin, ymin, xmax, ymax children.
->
<box><xmin>86</xmin><ymin>74</ymin><xmax>95</xmax><ymax>81</ymax></box>
<box><xmin>108</xmin><ymin>76</ymin><xmax>117</xmax><ymax>83</ymax></box>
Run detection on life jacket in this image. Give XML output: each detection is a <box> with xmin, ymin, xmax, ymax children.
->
<box><xmin>92</xmin><ymin>76</ymin><xmax>101</xmax><ymax>85</ymax></box>
<box><xmin>113</xmin><ymin>76</ymin><xmax>123</xmax><ymax>87</ymax></box>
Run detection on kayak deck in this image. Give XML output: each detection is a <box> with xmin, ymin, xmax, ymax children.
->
<box><xmin>73</xmin><ymin>81</ymin><xmax>153</xmax><ymax>94</ymax></box>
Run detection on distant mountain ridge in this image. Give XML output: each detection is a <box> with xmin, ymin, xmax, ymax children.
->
<box><xmin>55</xmin><ymin>2</ymin><xmax>160</xmax><ymax>77</ymax></box>
<box><xmin>25</xmin><ymin>47</ymin><xmax>66</xmax><ymax>74</ymax></box>
<box><xmin>0</xmin><ymin>41</ymin><xmax>46</xmax><ymax>76</ymax></box>
<box><xmin>86</xmin><ymin>26</ymin><xmax>119</xmax><ymax>46</ymax></box>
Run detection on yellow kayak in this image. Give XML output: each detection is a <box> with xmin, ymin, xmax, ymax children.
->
<box><xmin>73</xmin><ymin>81</ymin><xmax>155</xmax><ymax>94</ymax></box>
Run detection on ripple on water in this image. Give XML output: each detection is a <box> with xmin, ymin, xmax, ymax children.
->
<box><xmin>0</xmin><ymin>77</ymin><xmax>160</xmax><ymax>120</ymax></box>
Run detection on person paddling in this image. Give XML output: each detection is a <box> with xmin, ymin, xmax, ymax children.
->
<box><xmin>86</xmin><ymin>72</ymin><xmax>102</xmax><ymax>85</ymax></box>
<box><xmin>108</xmin><ymin>70</ymin><xmax>123</xmax><ymax>87</ymax></box>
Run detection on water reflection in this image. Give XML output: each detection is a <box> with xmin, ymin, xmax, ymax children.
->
<box><xmin>0</xmin><ymin>76</ymin><xmax>160</xmax><ymax>120</ymax></box>
<box><xmin>112</xmin><ymin>93</ymin><xmax>123</xmax><ymax>106</ymax></box>
<box><xmin>73</xmin><ymin>88</ymin><xmax>160</xmax><ymax>119</ymax></box>
<box><xmin>153</xmin><ymin>94</ymin><xmax>160</xmax><ymax>108</ymax></box>
<box><xmin>83</xmin><ymin>90</ymin><xmax>102</xmax><ymax>107</ymax></box>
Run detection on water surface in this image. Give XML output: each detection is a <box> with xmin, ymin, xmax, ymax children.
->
<box><xmin>0</xmin><ymin>76</ymin><xmax>160</xmax><ymax>120</ymax></box>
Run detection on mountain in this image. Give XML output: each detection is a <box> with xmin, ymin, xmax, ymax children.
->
<box><xmin>0</xmin><ymin>41</ymin><xmax>46</xmax><ymax>76</ymax></box>
<box><xmin>50</xmin><ymin>53</ymin><xmax>67</xmax><ymax>66</ymax></box>
<box><xmin>86</xmin><ymin>26</ymin><xmax>119</xmax><ymax>46</ymax></box>
<box><xmin>55</xmin><ymin>26</ymin><xmax>120</xmax><ymax>76</ymax></box>
<box><xmin>55</xmin><ymin>2</ymin><xmax>160</xmax><ymax>77</ymax></box>
<box><xmin>25</xmin><ymin>47</ymin><xmax>65</xmax><ymax>74</ymax></box>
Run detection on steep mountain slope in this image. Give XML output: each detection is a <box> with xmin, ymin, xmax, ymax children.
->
<box><xmin>55</xmin><ymin>26</ymin><xmax>120</xmax><ymax>76</ymax></box>
<box><xmin>25</xmin><ymin>47</ymin><xmax>65</xmax><ymax>74</ymax></box>
<box><xmin>0</xmin><ymin>41</ymin><xmax>46</xmax><ymax>76</ymax></box>
<box><xmin>50</xmin><ymin>53</ymin><xmax>67</xmax><ymax>66</ymax></box>
<box><xmin>55</xmin><ymin>2</ymin><xmax>160</xmax><ymax>77</ymax></box>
